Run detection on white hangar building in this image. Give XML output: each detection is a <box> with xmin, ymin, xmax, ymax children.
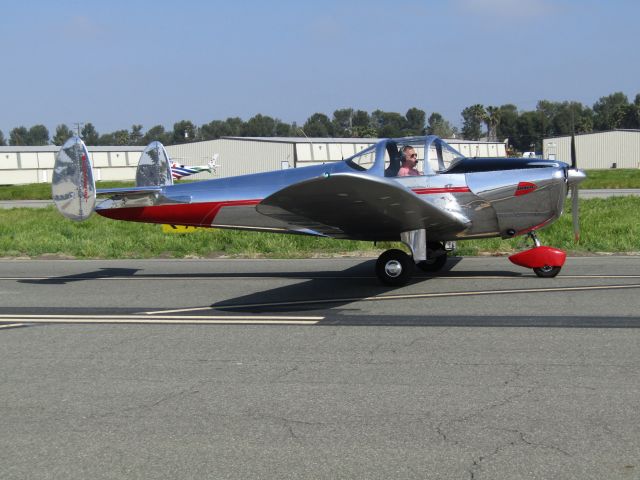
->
<box><xmin>0</xmin><ymin>137</ymin><xmax>507</xmax><ymax>185</ymax></box>
<box><xmin>165</xmin><ymin>137</ymin><xmax>507</xmax><ymax>180</ymax></box>
<box><xmin>0</xmin><ymin>145</ymin><xmax>144</xmax><ymax>185</ymax></box>
<box><xmin>543</xmin><ymin>130</ymin><xmax>640</xmax><ymax>169</ymax></box>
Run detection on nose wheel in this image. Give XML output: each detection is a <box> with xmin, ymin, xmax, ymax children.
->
<box><xmin>533</xmin><ymin>265</ymin><xmax>562</xmax><ymax>278</ymax></box>
<box><xmin>508</xmin><ymin>232</ymin><xmax>566</xmax><ymax>278</ymax></box>
<box><xmin>375</xmin><ymin>249</ymin><xmax>413</xmax><ymax>286</ymax></box>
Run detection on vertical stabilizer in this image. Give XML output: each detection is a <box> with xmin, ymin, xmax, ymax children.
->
<box><xmin>52</xmin><ymin>136</ymin><xmax>96</xmax><ymax>221</ymax></box>
<box><xmin>136</xmin><ymin>141</ymin><xmax>174</xmax><ymax>187</ymax></box>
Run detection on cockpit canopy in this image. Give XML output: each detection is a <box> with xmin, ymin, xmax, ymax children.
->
<box><xmin>345</xmin><ymin>136</ymin><xmax>466</xmax><ymax>176</ymax></box>
<box><xmin>345</xmin><ymin>135</ymin><xmax>568</xmax><ymax>176</ymax></box>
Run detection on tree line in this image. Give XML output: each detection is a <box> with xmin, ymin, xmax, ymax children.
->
<box><xmin>1</xmin><ymin>91</ymin><xmax>638</xmax><ymax>154</ymax></box>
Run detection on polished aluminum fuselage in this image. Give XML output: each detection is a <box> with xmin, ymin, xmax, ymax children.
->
<box><xmin>96</xmin><ymin>136</ymin><xmax>570</xmax><ymax>242</ymax></box>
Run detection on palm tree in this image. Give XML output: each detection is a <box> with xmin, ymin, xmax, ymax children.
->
<box><xmin>484</xmin><ymin>106</ymin><xmax>501</xmax><ymax>141</ymax></box>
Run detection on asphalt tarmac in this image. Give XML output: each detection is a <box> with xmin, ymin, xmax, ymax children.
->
<box><xmin>1</xmin><ymin>256</ymin><xmax>639</xmax><ymax>479</ymax></box>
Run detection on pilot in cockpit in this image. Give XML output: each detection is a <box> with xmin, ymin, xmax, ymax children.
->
<box><xmin>397</xmin><ymin>146</ymin><xmax>422</xmax><ymax>176</ymax></box>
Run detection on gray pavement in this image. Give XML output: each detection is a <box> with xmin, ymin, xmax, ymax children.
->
<box><xmin>1</xmin><ymin>256</ymin><xmax>640</xmax><ymax>479</ymax></box>
<box><xmin>577</xmin><ymin>188</ymin><xmax>640</xmax><ymax>198</ymax></box>
<box><xmin>0</xmin><ymin>200</ymin><xmax>53</xmax><ymax>209</ymax></box>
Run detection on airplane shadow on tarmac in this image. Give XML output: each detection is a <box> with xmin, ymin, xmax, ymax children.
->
<box><xmin>210</xmin><ymin>256</ymin><xmax>525</xmax><ymax>314</ymax></box>
<box><xmin>208</xmin><ymin>259</ymin><xmax>640</xmax><ymax>328</ymax></box>
<box><xmin>17</xmin><ymin>263</ymin><xmax>394</xmax><ymax>285</ymax></box>
<box><xmin>18</xmin><ymin>257</ymin><xmax>478</xmax><ymax>287</ymax></box>
<box><xmin>19</xmin><ymin>268</ymin><xmax>142</xmax><ymax>285</ymax></box>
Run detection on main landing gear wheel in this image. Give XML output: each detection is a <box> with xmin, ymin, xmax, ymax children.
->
<box><xmin>416</xmin><ymin>241</ymin><xmax>448</xmax><ymax>273</ymax></box>
<box><xmin>533</xmin><ymin>265</ymin><xmax>562</xmax><ymax>278</ymax></box>
<box><xmin>416</xmin><ymin>254</ymin><xmax>447</xmax><ymax>272</ymax></box>
<box><xmin>376</xmin><ymin>249</ymin><xmax>413</xmax><ymax>286</ymax></box>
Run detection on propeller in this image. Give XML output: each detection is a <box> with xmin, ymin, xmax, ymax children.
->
<box><xmin>571</xmin><ymin>134</ymin><xmax>579</xmax><ymax>242</ymax></box>
<box><xmin>567</xmin><ymin>133</ymin><xmax>586</xmax><ymax>242</ymax></box>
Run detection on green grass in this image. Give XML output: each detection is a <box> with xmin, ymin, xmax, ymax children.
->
<box><xmin>580</xmin><ymin>169</ymin><xmax>640</xmax><ymax>189</ymax></box>
<box><xmin>455</xmin><ymin>196</ymin><xmax>640</xmax><ymax>255</ymax></box>
<box><xmin>1</xmin><ymin>197</ymin><xmax>638</xmax><ymax>259</ymax></box>
<box><xmin>0</xmin><ymin>207</ymin><xmax>394</xmax><ymax>259</ymax></box>
<box><xmin>1</xmin><ymin>169</ymin><xmax>639</xmax><ymax>200</ymax></box>
<box><xmin>0</xmin><ymin>181</ymin><xmax>135</xmax><ymax>200</ymax></box>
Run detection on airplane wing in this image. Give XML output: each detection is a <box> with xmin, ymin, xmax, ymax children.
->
<box><xmin>257</xmin><ymin>173</ymin><xmax>470</xmax><ymax>240</ymax></box>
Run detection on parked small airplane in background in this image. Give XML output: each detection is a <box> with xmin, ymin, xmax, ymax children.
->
<box><xmin>171</xmin><ymin>154</ymin><xmax>218</xmax><ymax>180</ymax></box>
<box><xmin>52</xmin><ymin>135</ymin><xmax>585</xmax><ymax>285</ymax></box>
<box><xmin>133</xmin><ymin>141</ymin><xmax>218</xmax><ymax>183</ymax></box>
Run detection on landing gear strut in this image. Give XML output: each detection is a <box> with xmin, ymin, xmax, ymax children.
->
<box><xmin>508</xmin><ymin>231</ymin><xmax>566</xmax><ymax>278</ymax></box>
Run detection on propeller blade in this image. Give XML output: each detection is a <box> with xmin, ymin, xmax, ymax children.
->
<box><xmin>571</xmin><ymin>184</ymin><xmax>580</xmax><ymax>242</ymax></box>
<box><xmin>570</xmin><ymin>134</ymin><xmax>577</xmax><ymax>169</ymax></box>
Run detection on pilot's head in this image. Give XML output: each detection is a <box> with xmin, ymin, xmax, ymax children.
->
<box><xmin>401</xmin><ymin>146</ymin><xmax>417</xmax><ymax>168</ymax></box>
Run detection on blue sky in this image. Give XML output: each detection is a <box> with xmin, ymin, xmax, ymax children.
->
<box><xmin>1</xmin><ymin>0</ymin><xmax>639</xmax><ymax>136</ymax></box>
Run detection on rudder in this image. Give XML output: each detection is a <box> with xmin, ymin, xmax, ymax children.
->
<box><xmin>52</xmin><ymin>136</ymin><xmax>96</xmax><ymax>221</ymax></box>
<box><xmin>136</xmin><ymin>141</ymin><xmax>173</xmax><ymax>187</ymax></box>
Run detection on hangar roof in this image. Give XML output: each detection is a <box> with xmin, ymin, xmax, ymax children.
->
<box><xmin>222</xmin><ymin>136</ymin><xmax>378</xmax><ymax>144</ymax></box>
<box><xmin>222</xmin><ymin>136</ymin><xmax>501</xmax><ymax>145</ymax></box>
<box><xmin>0</xmin><ymin>145</ymin><xmax>144</xmax><ymax>153</ymax></box>
<box><xmin>544</xmin><ymin>128</ymin><xmax>640</xmax><ymax>140</ymax></box>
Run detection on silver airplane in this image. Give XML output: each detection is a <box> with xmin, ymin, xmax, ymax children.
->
<box><xmin>52</xmin><ymin>135</ymin><xmax>586</xmax><ymax>285</ymax></box>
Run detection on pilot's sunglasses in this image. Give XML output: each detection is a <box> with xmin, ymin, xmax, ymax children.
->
<box><xmin>409</xmin><ymin>154</ymin><xmax>417</xmax><ymax>158</ymax></box>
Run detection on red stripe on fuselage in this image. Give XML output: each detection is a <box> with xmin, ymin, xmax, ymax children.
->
<box><xmin>97</xmin><ymin>199</ymin><xmax>262</xmax><ymax>226</ymax></box>
<box><xmin>412</xmin><ymin>187</ymin><xmax>471</xmax><ymax>195</ymax></box>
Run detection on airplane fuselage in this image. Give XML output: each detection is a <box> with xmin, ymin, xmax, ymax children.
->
<box><xmin>96</xmin><ymin>157</ymin><xmax>569</xmax><ymax>242</ymax></box>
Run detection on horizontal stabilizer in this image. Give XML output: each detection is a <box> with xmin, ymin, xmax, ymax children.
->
<box><xmin>52</xmin><ymin>136</ymin><xmax>96</xmax><ymax>221</ymax></box>
<box><xmin>257</xmin><ymin>173</ymin><xmax>469</xmax><ymax>240</ymax></box>
<box><xmin>96</xmin><ymin>186</ymin><xmax>163</xmax><ymax>197</ymax></box>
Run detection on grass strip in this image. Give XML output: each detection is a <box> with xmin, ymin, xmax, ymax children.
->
<box><xmin>581</xmin><ymin>169</ymin><xmax>640</xmax><ymax>189</ymax></box>
<box><xmin>0</xmin><ymin>197</ymin><xmax>638</xmax><ymax>259</ymax></box>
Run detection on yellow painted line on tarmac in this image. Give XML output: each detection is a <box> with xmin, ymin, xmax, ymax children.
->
<box><xmin>0</xmin><ymin>314</ymin><xmax>322</xmax><ymax>325</ymax></box>
<box><xmin>0</xmin><ymin>323</ymin><xmax>27</xmax><ymax>329</ymax></box>
<box><xmin>215</xmin><ymin>283</ymin><xmax>640</xmax><ymax>310</ymax></box>
<box><xmin>146</xmin><ymin>306</ymin><xmax>227</xmax><ymax>315</ymax></box>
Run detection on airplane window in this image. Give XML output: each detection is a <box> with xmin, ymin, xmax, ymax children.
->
<box><xmin>427</xmin><ymin>140</ymin><xmax>465</xmax><ymax>173</ymax></box>
<box><xmin>345</xmin><ymin>145</ymin><xmax>376</xmax><ymax>171</ymax></box>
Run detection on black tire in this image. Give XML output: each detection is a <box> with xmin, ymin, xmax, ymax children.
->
<box><xmin>416</xmin><ymin>253</ymin><xmax>448</xmax><ymax>272</ymax></box>
<box><xmin>375</xmin><ymin>249</ymin><xmax>413</xmax><ymax>286</ymax></box>
<box><xmin>533</xmin><ymin>265</ymin><xmax>561</xmax><ymax>278</ymax></box>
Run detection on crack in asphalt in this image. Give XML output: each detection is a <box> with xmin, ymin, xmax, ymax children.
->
<box><xmin>271</xmin><ymin>365</ymin><xmax>300</xmax><ymax>382</ymax></box>
<box><xmin>82</xmin><ymin>382</ymin><xmax>204</xmax><ymax>422</ymax></box>
<box><xmin>467</xmin><ymin>427</ymin><xmax>572</xmax><ymax>479</ymax></box>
